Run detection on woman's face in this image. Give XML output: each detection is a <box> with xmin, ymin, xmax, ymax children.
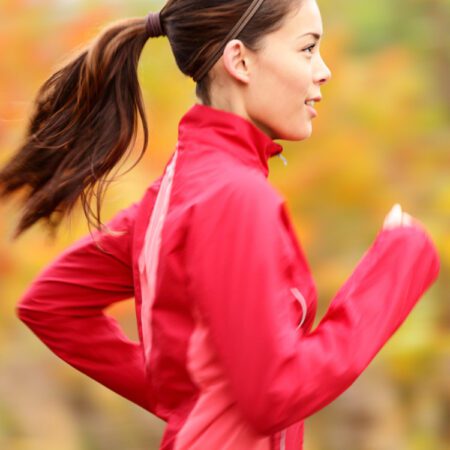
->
<box><xmin>244</xmin><ymin>0</ymin><xmax>331</xmax><ymax>141</ymax></box>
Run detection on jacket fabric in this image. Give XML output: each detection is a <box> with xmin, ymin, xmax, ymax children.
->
<box><xmin>17</xmin><ymin>103</ymin><xmax>441</xmax><ymax>449</ymax></box>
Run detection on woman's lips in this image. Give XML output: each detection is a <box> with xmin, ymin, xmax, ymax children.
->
<box><xmin>305</xmin><ymin>103</ymin><xmax>317</xmax><ymax>117</ymax></box>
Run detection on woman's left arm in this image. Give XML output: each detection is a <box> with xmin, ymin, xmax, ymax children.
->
<box><xmin>187</xmin><ymin>176</ymin><xmax>441</xmax><ymax>435</ymax></box>
<box><xmin>16</xmin><ymin>200</ymin><xmax>155</xmax><ymax>413</ymax></box>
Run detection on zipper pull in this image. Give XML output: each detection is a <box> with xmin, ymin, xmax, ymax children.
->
<box><xmin>291</xmin><ymin>287</ymin><xmax>307</xmax><ymax>329</ymax></box>
<box><xmin>278</xmin><ymin>153</ymin><xmax>288</xmax><ymax>166</ymax></box>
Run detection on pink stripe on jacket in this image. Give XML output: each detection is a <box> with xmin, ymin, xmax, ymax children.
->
<box><xmin>16</xmin><ymin>103</ymin><xmax>441</xmax><ymax>449</ymax></box>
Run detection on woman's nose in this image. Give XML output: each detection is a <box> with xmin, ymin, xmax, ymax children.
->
<box><xmin>316</xmin><ymin>56</ymin><xmax>332</xmax><ymax>85</ymax></box>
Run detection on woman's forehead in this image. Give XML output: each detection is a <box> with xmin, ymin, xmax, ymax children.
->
<box><xmin>279</xmin><ymin>0</ymin><xmax>323</xmax><ymax>42</ymax></box>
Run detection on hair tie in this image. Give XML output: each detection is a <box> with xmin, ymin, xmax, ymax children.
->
<box><xmin>146</xmin><ymin>11</ymin><xmax>165</xmax><ymax>38</ymax></box>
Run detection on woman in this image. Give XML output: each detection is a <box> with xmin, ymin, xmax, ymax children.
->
<box><xmin>0</xmin><ymin>0</ymin><xmax>440</xmax><ymax>449</ymax></box>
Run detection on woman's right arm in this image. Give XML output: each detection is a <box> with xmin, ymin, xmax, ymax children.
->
<box><xmin>186</xmin><ymin>177</ymin><xmax>441</xmax><ymax>435</ymax></box>
<box><xmin>16</xmin><ymin>196</ymin><xmax>155</xmax><ymax>413</ymax></box>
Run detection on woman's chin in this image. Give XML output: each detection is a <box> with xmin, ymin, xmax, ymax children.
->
<box><xmin>271</xmin><ymin>114</ymin><xmax>314</xmax><ymax>140</ymax></box>
<box><xmin>282</xmin><ymin>123</ymin><xmax>313</xmax><ymax>141</ymax></box>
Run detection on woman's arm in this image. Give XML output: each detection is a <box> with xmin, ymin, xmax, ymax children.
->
<box><xmin>187</xmin><ymin>176</ymin><xmax>441</xmax><ymax>435</ymax></box>
<box><xmin>16</xmin><ymin>200</ymin><xmax>154</xmax><ymax>413</ymax></box>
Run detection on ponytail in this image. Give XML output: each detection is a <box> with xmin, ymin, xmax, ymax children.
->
<box><xmin>1</xmin><ymin>0</ymin><xmax>302</xmax><ymax>240</ymax></box>
<box><xmin>0</xmin><ymin>17</ymin><xmax>150</xmax><ymax>240</ymax></box>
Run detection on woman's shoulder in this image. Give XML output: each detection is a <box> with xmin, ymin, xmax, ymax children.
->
<box><xmin>193</xmin><ymin>168</ymin><xmax>285</xmax><ymax>222</ymax></box>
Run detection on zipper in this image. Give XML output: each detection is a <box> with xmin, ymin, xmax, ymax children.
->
<box><xmin>277</xmin><ymin>289</ymin><xmax>306</xmax><ymax>449</ymax></box>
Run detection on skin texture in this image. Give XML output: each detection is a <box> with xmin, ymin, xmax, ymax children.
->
<box><xmin>204</xmin><ymin>0</ymin><xmax>332</xmax><ymax>141</ymax></box>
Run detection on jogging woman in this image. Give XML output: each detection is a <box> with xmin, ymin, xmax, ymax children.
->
<box><xmin>0</xmin><ymin>0</ymin><xmax>440</xmax><ymax>449</ymax></box>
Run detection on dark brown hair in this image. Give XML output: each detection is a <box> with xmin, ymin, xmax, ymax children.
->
<box><xmin>0</xmin><ymin>0</ymin><xmax>299</xmax><ymax>241</ymax></box>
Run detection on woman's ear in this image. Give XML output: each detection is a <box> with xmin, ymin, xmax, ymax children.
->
<box><xmin>221</xmin><ymin>39</ymin><xmax>251</xmax><ymax>84</ymax></box>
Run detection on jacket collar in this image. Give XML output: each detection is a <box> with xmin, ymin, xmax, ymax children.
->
<box><xmin>177</xmin><ymin>103</ymin><xmax>284</xmax><ymax>178</ymax></box>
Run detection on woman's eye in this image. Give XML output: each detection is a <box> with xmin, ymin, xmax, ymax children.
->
<box><xmin>304</xmin><ymin>44</ymin><xmax>316</xmax><ymax>54</ymax></box>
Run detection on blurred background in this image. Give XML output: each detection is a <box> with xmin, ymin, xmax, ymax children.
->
<box><xmin>0</xmin><ymin>0</ymin><xmax>449</xmax><ymax>449</ymax></box>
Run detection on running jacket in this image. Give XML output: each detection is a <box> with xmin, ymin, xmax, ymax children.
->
<box><xmin>17</xmin><ymin>103</ymin><xmax>441</xmax><ymax>450</ymax></box>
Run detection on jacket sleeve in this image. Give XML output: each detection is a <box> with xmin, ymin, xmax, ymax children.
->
<box><xmin>16</xmin><ymin>200</ymin><xmax>153</xmax><ymax>413</ymax></box>
<box><xmin>186</xmin><ymin>177</ymin><xmax>441</xmax><ymax>435</ymax></box>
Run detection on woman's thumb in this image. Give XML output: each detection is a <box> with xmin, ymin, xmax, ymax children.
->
<box><xmin>383</xmin><ymin>203</ymin><xmax>403</xmax><ymax>229</ymax></box>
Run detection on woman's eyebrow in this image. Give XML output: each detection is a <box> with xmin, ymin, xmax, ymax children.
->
<box><xmin>297</xmin><ymin>32</ymin><xmax>322</xmax><ymax>40</ymax></box>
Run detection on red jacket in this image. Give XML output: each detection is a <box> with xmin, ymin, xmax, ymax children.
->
<box><xmin>17</xmin><ymin>103</ymin><xmax>441</xmax><ymax>449</ymax></box>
